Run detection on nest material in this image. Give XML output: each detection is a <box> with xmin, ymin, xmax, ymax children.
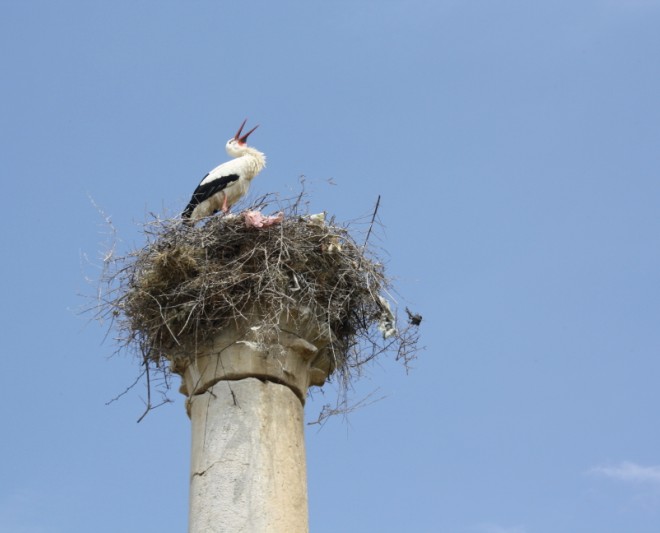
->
<box><xmin>97</xmin><ymin>196</ymin><xmax>419</xmax><ymax>417</ymax></box>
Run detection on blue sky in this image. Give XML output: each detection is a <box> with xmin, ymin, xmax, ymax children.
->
<box><xmin>2</xmin><ymin>1</ymin><xmax>660</xmax><ymax>532</ymax></box>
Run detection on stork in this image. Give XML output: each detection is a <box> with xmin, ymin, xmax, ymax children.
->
<box><xmin>182</xmin><ymin>119</ymin><xmax>266</xmax><ymax>222</ymax></box>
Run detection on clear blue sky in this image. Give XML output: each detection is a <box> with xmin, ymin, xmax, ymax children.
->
<box><xmin>2</xmin><ymin>1</ymin><xmax>660</xmax><ymax>532</ymax></box>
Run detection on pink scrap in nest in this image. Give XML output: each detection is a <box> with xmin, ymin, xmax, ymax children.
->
<box><xmin>242</xmin><ymin>210</ymin><xmax>284</xmax><ymax>229</ymax></box>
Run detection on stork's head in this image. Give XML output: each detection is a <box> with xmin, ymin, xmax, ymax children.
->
<box><xmin>226</xmin><ymin>119</ymin><xmax>259</xmax><ymax>157</ymax></box>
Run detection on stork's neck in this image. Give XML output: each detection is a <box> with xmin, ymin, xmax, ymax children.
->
<box><xmin>237</xmin><ymin>147</ymin><xmax>266</xmax><ymax>180</ymax></box>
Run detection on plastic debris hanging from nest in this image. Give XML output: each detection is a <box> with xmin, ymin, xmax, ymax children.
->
<box><xmin>377</xmin><ymin>295</ymin><xmax>397</xmax><ymax>339</ymax></box>
<box><xmin>92</xmin><ymin>189</ymin><xmax>421</xmax><ymax>420</ymax></box>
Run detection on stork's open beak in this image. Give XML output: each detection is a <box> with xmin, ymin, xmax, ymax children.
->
<box><xmin>234</xmin><ymin>119</ymin><xmax>259</xmax><ymax>144</ymax></box>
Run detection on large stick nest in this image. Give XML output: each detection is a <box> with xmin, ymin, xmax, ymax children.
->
<box><xmin>95</xmin><ymin>193</ymin><xmax>420</xmax><ymax>419</ymax></box>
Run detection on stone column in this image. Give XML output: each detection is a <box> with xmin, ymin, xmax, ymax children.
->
<box><xmin>172</xmin><ymin>321</ymin><xmax>333</xmax><ymax>533</ymax></box>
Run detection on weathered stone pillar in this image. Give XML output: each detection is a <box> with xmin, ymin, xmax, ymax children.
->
<box><xmin>172</xmin><ymin>320</ymin><xmax>333</xmax><ymax>533</ymax></box>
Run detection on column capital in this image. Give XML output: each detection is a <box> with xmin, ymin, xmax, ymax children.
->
<box><xmin>170</xmin><ymin>313</ymin><xmax>335</xmax><ymax>408</ymax></box>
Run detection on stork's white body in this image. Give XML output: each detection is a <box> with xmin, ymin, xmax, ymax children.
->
<box><xmin>182</xmin><ymin>120</ymin><xmax>266</xmax><ymax>223</ymax></box>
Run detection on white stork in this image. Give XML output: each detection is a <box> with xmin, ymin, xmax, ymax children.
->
<box><xmin>182</xmin><ymin>119</ymin><xmax>266</xmax><ymax>222</ymax></box>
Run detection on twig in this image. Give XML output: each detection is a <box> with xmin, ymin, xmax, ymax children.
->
<box><xmin>105</xmin><ymin>368</ymin><xmax>146</xmax><ymax>405</ymax></box>
<box><xmin>362</xmin><ymin>194</ymin><xmax>381</xmax><ymax>252</ymax></box>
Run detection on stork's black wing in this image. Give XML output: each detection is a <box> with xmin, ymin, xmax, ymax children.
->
<box><xmin>181</xmin><ymin>173</ymin><xmax>240</xmax><ymax>218</ymax></box>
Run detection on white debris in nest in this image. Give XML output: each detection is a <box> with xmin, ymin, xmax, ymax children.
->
<box><xmin>307</xmin><ymin>212</ymin><xmax>326</xmax><ymax>226</ymax></box>
<box><xmin>236</xmin><ymin>340</ymin><xmax>262</xmax><ymax>351</ymax></box>
<box><xmin>322</xmin><ymin>235</ymin><xmax>342</xmax><ymax>254</ymax></box>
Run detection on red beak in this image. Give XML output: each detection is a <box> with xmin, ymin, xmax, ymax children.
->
<box><xmin>234</xmin><ymin>119</ymin><xmax>259</xmax><ymax>144</ymax></box>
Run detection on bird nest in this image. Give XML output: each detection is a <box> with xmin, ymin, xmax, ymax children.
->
<box><xmin>94</xmin><ymin>193</ymin><xmax>420</xmax><ymax>421</ymax></box>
